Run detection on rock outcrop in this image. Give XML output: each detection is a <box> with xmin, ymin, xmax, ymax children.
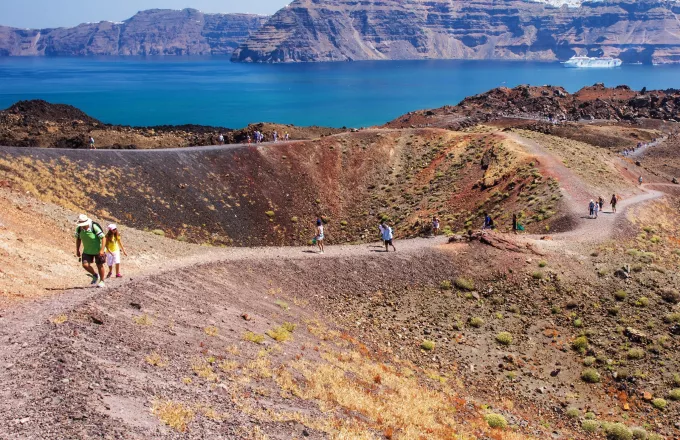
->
<box><xmin>233</xmin><ymin>0</ymin><xmax>680</xmax><ymax>64</ymax></box>
<box><xmin>0</xmin><ymin>9</ymin><xmax>268</xmax><ymax>56</ymax></box>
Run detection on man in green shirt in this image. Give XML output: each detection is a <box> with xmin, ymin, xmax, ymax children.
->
<box><xmin>75</xmin><ymin>214</ymin><xmax>107</xmax><ymax>288</ymax></box>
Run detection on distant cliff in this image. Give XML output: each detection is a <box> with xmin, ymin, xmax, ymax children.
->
<box><xmin>232</xmin><ymin>0</ymin><xmax>680</xmax><ymax>65</ymax></box>
<box><xmin>0</xmin><ymin>9</ymin><xmax>268</xmax><ymax>56</ymax></box>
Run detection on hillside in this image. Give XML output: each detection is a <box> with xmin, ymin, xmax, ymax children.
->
<box><xmin>0</xmin><ymin>9</ymin><xmax>268</xmax><ymax>56</ymax></box>
<box><xmin>2</xmin><ymin>90</ymin><xmax>680</xmax><ymax>439</ymax></box>
<box><xmin>233</xmin><ymin>0</ymin><xmax>680</xmax><ymax>64</ymax></box>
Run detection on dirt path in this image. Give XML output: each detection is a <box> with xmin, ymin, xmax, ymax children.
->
<box><xmin>627</xmin><ymin>135</ymin><xmax>667</xmax><ymax>157</ymax></box>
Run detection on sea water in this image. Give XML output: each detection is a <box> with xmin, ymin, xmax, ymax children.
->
<box><xmin>0</xmin><ymin>57</ymin><xmax>678</xmax><ymax>128</ymax></box>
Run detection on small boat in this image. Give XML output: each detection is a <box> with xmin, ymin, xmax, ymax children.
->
<box><xmin>563</xmin><ymin>56</ymin><xmax>622</xmax><ymax>68</ymax></box>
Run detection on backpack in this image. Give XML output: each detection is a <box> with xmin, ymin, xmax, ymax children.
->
<box><xmin>77</xmin><ymin>221</ymin><xmax>103</xmax><ymax>237</ymax></box>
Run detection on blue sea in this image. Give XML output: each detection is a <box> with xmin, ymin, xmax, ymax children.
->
<box><xmin>0</xmin><ymin>57</ymin><xmax>679</xmax><ymax>128</ymax></box>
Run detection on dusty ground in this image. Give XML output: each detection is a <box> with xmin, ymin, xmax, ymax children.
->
<box><xmin>2</xmin><ymin>104</ymin><xmax>680</xmax><ymax>439</ymax></box>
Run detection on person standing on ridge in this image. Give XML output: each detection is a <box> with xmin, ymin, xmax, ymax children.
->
<box><xmin>594</xmin><ymin>199</ymin><xmax>600</xmax><ymax>218</ymax></box>
<box><xmin>75</xmin><ymin>214</ymin><xmax>107</xmax><ymax>288</ymax></box>
<box><xmin>382</xmin><ymin>222</ymin><xmax>396</xmax><ymax>252</ymax></box>
<box><xmin>432</xmin><ymin>216</ymin><xmax>440</xmax><ymax>236</ymax></box>
<box><xmin>218</xmin><ymin>133</ymin><xmax>224</xmax><ymax>145</ymax></box>
<box><xmin>610</xmin><ymin>194</ymin><xmax>618</xmax><ymax>213</ymax></box>
<box><xmin>89</xmin><ymin>136</ymin><xmax>96</xmax><ymax>150</ymax></box>
<box><xmin>588</xmin><ymin>200</ymin><xmax>595</xmax><ymax>219</ymax></box>
<box><xmin>315</xmin><ymin>218</ymin><xmax>325</xmax><ymax>254</ymax></box>
<box><xmin>638</xmin><ymin>176</ymin><xmax>643</xmax><ymax>185</ymax></box>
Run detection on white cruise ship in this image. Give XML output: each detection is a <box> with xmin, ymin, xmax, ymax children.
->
<box><xmin>563</xmin><ymin>56</ymin><xmax>622</xmax><ymax>68</ymax></box>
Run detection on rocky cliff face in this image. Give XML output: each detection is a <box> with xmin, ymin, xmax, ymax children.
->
<box><xmin>0</xmin><ymin>9</ymin><xmax>268</xmax><ymax>56</ymax></box>
<box><xmin>232</xmin><ymin>0</ymin><xmax>680</xmax><ymax>64</ymax></box>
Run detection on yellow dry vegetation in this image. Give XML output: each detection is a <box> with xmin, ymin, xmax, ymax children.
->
<box><xmin>204</xmin><ymin>326</ymin><xmax>219</xmax><ymax>337</ymax></box>
<box><xmin>191</xmin><ymin>358</ymin><xmax>219</xmax><ymax>382</ymax></box>
<box><xmin>151</xmin><ymin>399</ymin><xmax>194</xmax><ymax>432</ymax></box>
<box><xmin>133</xmin><ymin>314</ymin><xmax>153</xmax><ymax>326</ymax></box>
<box><xmin>51</xmin><ymin>314</ymin><xmax>68</xmax><ymax>325</ymax></box>
<box><xmin>145</xmin><ymin>351</ymin><xmax>168</xmax><ymax>367</ymax></box>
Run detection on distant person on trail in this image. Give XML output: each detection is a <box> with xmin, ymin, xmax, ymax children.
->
<box><xmin>638</xmin><ymin>176</ymin><xmax>643</xmax><ymax>185</ymax></box>
<box><xmin>378</xmin><ymin>221</ymin><xmax>386</xmax><ymax>245</ymax></box>
<box><xmin>314</xmin><ymin>218</ymin><xmax>325</xmax><ymax>254</ymax></box>
<box><xmin>105</xmin><ymin>224</ymin><xmax>127</xmax><ymax>279</ymax></box>
<box><xmin>512</xmin><ymin>214</ymin><xmax>518</xmax><ymax>234</ymax></box>
<box><xmin>598</xmin><ymin>196</ymin><xmax>604</xmax><ymax>211</ymax></box>
<box><xmin>218</xmin><ymin>134</ymin><xmax>224</xmax><ymax>144</ymax></box>
<box><xmin>284</xmin><ymin>132</ymin><xmax>289</xmax><ymax>141</ymax></box>
<box><xmin>75</xmin><ymin>214</ymin><xmax>107</xmax><ymax>288</ymax></box>
<box><xmin>382</xmin><ymin>222</ymin><xmax>396</xmax><ymax>252</ymax></box>
<box><xmin>589</xmin><ymin>200</ymin><xmax>595</xmax><ymax>218</ymax></box>
<box><xmin>273</xmin><ymin>130</ymin><xmax>278</xmax><ymax>142</ymax></box>
<box><xmin>89</xmin><ymin>136</ymin><xmax>95</xmax><ymax>150</ymax></box>
<box><xmin>594</xmin><ymin>199</ymin><xmax>600</xmax><ymax>218</ymax></box>
<box><xmin>432</xmin><ymin>216</ymin><xmax>440</xmax><ymax>236</ymax></box>
<box><xmin>482</xmin><ymin>213</ymin><xmax>494</xmax><ymax>230</ymax></box>
<box><xmin>247</xmin><ymin>135</ymin><xmax>251</xmax><ymax>145</ymax></box>
<box><xmin>610</xmin><ymin>194</ymin><xmax>618</xmax><ymax>213</ymax></box>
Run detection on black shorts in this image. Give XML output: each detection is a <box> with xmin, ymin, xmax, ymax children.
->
<box><xmin>385</xmin><ymin>239</ymin><xmax>393</xmax><ymax>245</ymax></box>
<box><xmin>82</xmin><ymin>253</ymin><xmax>106</xmax><ymax>265</ymax></box>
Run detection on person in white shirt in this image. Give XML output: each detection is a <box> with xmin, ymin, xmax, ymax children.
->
<box><xmin>381</xmin><ymin>222</ymin><xmax>396</xmax><ymax>252</ymax></box>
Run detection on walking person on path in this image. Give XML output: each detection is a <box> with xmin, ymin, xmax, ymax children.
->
<box><xmin>594</xmin><ymin>199</ymin><xmax>600</xmax><ymax>218</ymax></box>
<box><xmin>588</xmin><ymin>200</ymin><xmax>595</xmax><ymax>219</ymax></box>
<box><xmin>610</xmin><ymin>194</ymin><xmax>618</xmax><ymax>213</ymax></box>
<box><xmin>89</xmin><ymin>136</ymin><xmax>96</xmax><ymax>150</ymax></box>
<box><xmin>378</xmin><ymin>221</ymin><xmax>386</xmax><ymax>246</ymax></box>
<box><xmin>382</xmin><ymin>222</ymin><xmax>396</xmax><ymax>252</ymax></box>
<box><xmin>75</xmin><ymin>214</ymin><xmax>107</xmax><ymax>288</ymax></box>
<box><xmin>314</xmin><ymin>218</ymin><xmax>325</xmax><ymax>254</ymax></box>
<box><xmin>218</xmin><ymin>134</ymin><xmax>224</xmax><ymax>145</ymax></box>
<box><xmin>598</xmin><ymin>196</ymin><xmax>604</xmax><ymax>211</ymax></box>
<box><xmin>432</xmin><ymin>216</ymin><xmax>440</xmax><ymax>236</ymax></box>
<box><xmin>638</xmin><ymin>176</ymin><xmax>643</xmax><ymax>185</ymax></box>
<box><xmin>105</xmin><ymin>224</ymin><xmax>128</xmax><ymax>279</ymax></box>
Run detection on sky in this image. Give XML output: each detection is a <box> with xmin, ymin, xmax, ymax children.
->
<box><xmin>0</xmin><ymin>0</ymin><xmax>286</xmax><ymax>29</ymax></box>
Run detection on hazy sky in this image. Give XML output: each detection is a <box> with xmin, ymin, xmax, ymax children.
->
<box><xmin>0</xmin><ymin>0</ymin><xmax>287</xmax><ymax>29</ymax></box>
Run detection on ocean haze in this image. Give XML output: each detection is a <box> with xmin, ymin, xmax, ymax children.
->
<box><xmin>0</xmin><ymin>0</ymin><xmax>283</xmax><ymax>28</ymax></box>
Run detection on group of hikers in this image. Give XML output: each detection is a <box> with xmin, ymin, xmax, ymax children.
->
<box><xmin>246</xmin><ymin>130</ymin><xmax>289</xmax><ymax>145</ymax></box>
<box><xmin>74</xmin><ymin>214</ymin><xmax>127</xmax><ymax>288</ymax></box>
<box><xmin>588</xmin><ymin>194</ymin><xmax>619</xmax><ymax>218</ymax></box>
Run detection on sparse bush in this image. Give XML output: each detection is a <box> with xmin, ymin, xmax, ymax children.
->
<box><xmin>204</xmin><ymin>326</ymin><xmax>218</xmax><ymax>337</ymax></box>
<box><xmin>290</xmin><ymin>216</ymin><xmax>298</xmax><ymax>223</ymax></box>
<box><xmin>146</xmin><ymin>352</ymin><xmax>168</xmax><ymax>367</ymax></box>
<box><xmin>440</xmin><ymin>280</ymin><xmax>452</xmax><ymax>290</ymax></box>
<box><xmin>267</xmin><ymin>325</ymin><xmax>293</xmax><ymax>342</ymax></box>
<box><xmin>581</xmin><ymin>368</ymin><xmax>601</xmax><ymax>383</ymax></box>
<box><xmin>635</xmin><ymin>297</ymin><xmax>649</xmax><ymax>308</ymax></box>
<box><xmin>265</xmin><ymin>210</ymin><xmax>275</xmax><ymax>218</ymax></box>
<box><xmin>652</xmin><ymin>398</ymin><xmax>667</xmax><ymax>410</ymax></box>
<box><xmin>583</xmin><ymin>356</ymin><xmax>596</xmax><ymax>366</ymax></box>
<box><xmin>340</xmin><ymin>220</ymin><xmax>348</xmax><ymax>227</ymax></box>
<box><xmin>133</xmin><ymin>314</ymin><xmax>153</xmax><ymax>326</ymax></box>
<box><xmin>421</xmin><ymin>340</ymin><xmax>435</xmax><ymax>351</ymax></box>
<box><xmin>615</xmin><ymin>290</ymin><xmax>627</xmax><ymax>301</ymax></box>
<box><xmin>538</xmin><ymin>260</ymin><xmax>547</xmax><ymax>268</ymax></box>
<box><xmin>603</xmin><ymin>422</ymin><xmax>633</xmax><ymax>440</ymax></box>
<box><xmin>532</xmin><ymin>271</ymin><xmax>543</xmax><ymax>280</ymax></box>
<box><xmin>664</xmin><ymin>313</ymin><xmax>680</xmax><ymax>324</ymax></box>
<box><xmin>275</xmin><ymin>299</ymin><xmax>289</xmax><ymax>310</ymax></box>
<box><xmin>243</xmin><ymin>331</ymin><xmax>265</xmax><ymax>344</ymax></box>
<box><xmin>647</xmin><ymin>434</ymin><xmax>663</xmax><ymax>440</ymax></box>
<box><xmin>574</xmin><ymin>318</ymin><xmax>583</xmax><ymax>328</ymax></box>
<box><xmin>627</xmin><ymin>348</ymin><xmax>645</xmax><ymax>360</ymax></box>
<box><xmin>584</xmin><ymin>412</ymin><xmax>596</xmax><ymax>420</ymax></box>
<box><xmin>152</xmin><ymin>229</ymin><xmax>165</xmax><ymax>236</ymax></box>
<box><xmin>661</xmin><ymin>289</ymin><xmax>680</xmax><ymax>304</ymax></box>
<box><xmin>454</xmin><ymin>277</ymin><xmax>474</xmax><ymax>291</ymax></box>
<box><xmin>572</xmin><ymin>336</ymin><xmax>588</xmax><ymax>352</ymax></box>
<box><xmin>51</xmin><ymin>314</ymin><xmax>68</xmax><ymax>325</ymax></box>
<box><xmin>582</xmin><ymin>419</ymin><xmax>599</xmax><ymax>433</ymax></box>
<box><xmin>469</xmin><ymin>317</ymin><xmax>484</xmax><ymax>328</ymax></box>
<box><xmin>282</xmin><ymin>322</ymin><xmax>297</xmax><ymax>333</ymax></box>
<box><xmin>631</xmin><ymin>427</ymin><xmax>648</xmax><ymax>439</ymax></box>
<box><xmin>566</xmin><ymin>408</ymin><xmax>580</xmax><ymax>418</ymax></box>
<box><xmin>152</xmin><ymin>400</ymin><xmax>194</xmax><ymax>432</ymax></box>
<box><xmin>495</xmin><ymin>332</ymin><xmax>513</xmax><ymax>346</ymax></box>
<box><xmin>484</xmin><ymin>413</ymin><xmax>508</xmax><ymax>429</ymax></box>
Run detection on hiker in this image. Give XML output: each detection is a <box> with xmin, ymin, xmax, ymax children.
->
<box><xmin>432</xmin><ymin>216</ymin><xmax>440</xmax><ymax>236</ymax></box>
<box><xmin>512</xmin><ymin>214</ymin><xmax>518</xmax><ymax>234</ymax></box>
<box><xmin>284</xmin><ymin>132</ymin><xmax>289</xmax><ymax>141</ymax></box>
<box><xmin>218</xmin><ymin>133</ymin><xmax>224</xmax><ymax>144</ymax></box>
<box><xmin>638</xmin><ymin>176</ymin><xmax>643</xmax><ymax>185</ymax></box>
<box><xmin>610</xmin><ymin>194</ymin><xmax>618</xmax><ymax>213</ymax></box>
<box><xmin>598</xmin><ymin>196</ymin><xmax>604</xmax><ymax>211</ymax></box>
<box><xmin>105</xmin><ymin>224</ymin><xmax>127</xmax><ymax>279</ymax></box>
<box><xmin>314</xmin><ymin>218</ymin><xmax>325</xmax><ymax>254</ymax></box>
<box><xmin>89</xmin><ymin>136</ymin><xmax>95</xmax><ymax>150</ymax></box>
<box><xmin>247</xmin><ymin>134</ymin><xmax>251</xmax><ymax>145</ymax></box>
<box><xmin>594</xmin><ymin>199</ymin><xmax>600</xmax><ymax>218</ymax></box>
<box><xmin>75</xmin><ymin>214</ymin><xmax>107</xmax><ymax>288</ymax></box>
<box><xmin>378</xmin><ymin>221</ymin><xmax>386</xmax><ymax>245</ymax></box>
<box><xmin>482</xmin><ymin>213</ymin><xmax>494</xmax><ymax>230</ymax></box>
<box><xmin>273</xmin><ymin>130</ymin><xmax>278</xmax><ymax>142</ymax></box>
<box><xmin>382</xmin><ymin>222</ymin><xmax>396</xmax><ymax>252</ymax></box>
<box><xmin>588</xmin><ymin>200</ymin><xmax>595</xmax><ymax>218</ymax></box>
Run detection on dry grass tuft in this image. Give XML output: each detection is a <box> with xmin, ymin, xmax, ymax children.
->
<box><xmin>152</xmin><ymin>399</ymin><xmax>194</xmax><ymax>432</ymax></box>
<box><xmin>51</xmin><ymin>314</ymin><xmax>68</xmax><ymax>325</ymax></box>
<box><xmin>133</xmin><ymin>314</ymin><xmax>153</xmax><ymax>326</ymax></box>
<box><xmin>191</xmin><ymin>359</ymin><xmax>219</xmax><ymax>382</ymax></box>
<box><xmin>267</xmin><ymin>325</ymin><xmax>293</xmax><ymax>342</ymax></box>
<box><xmin>244</xmin><ymin>331</ymin><xmax>265</xmax><ymax>344</ymax></box>
<box><xmin>204</xmin><ymin>326</ymin><xmax>218</xmax><ymax>337</ymax></box>
<box><xmin>146</xmin><ymin>351</ymin><xmax>168</xmax><ymax>367</ymax></box>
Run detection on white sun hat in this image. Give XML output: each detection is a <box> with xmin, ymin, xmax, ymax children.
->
<box><xmin>76</xmin><ymin>214</ymin><xmax>91</xmax><ymax>227</ymax></box>
<box><xmin>108</xmin><ymin>224</ymin><xmax>117</xmax><ymax>231</ymax></box>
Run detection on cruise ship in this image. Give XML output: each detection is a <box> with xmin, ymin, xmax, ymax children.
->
<box><xmin>563</xmin><ymin>56</ymin><xmax>622</xmax><ymax>68</ymax></box>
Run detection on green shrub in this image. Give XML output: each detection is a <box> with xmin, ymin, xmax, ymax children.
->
<box><xmin>584</xmin><ymin>412</ymin><xmax>596</xmax><ymax>420</ymax></box>
<box><xmin>290</xmin><ymin>216</ymin><xmax>298</xmax><ymax>223</ymax></box>
<box><xmin>340</xmin><ymin>220</ymin><xmax>348</xmax><ymax>227</ymax></box>
<box><xmin>440</xmin><ymin>280</ymin><xmax>452</xmax><ymax>290</ymax></box>
<box><xmin>673</xmin><ymin>373</ymin><xmax>680</xmax><ymax>386</ymax></box>
<box><xmin>566</xmin><ymin>408</ymin><xmax>580</xmax><ymax>418</ymax></box>
<box><xmin>152</xmin><ymin>229</ymin><xmax>165</xmax><ymax>236</ymax></box>
<box><xmin>421</xmin><ymin>340</ymin><xmax>435</xmax><ymax>351</ymax></box>
<box><xmin>582</xmin><ymin>420</ymin><xmax>600</xmax><ymax>433</ymax></box>
<box><xmin>495</xmin><ymin>332</ymin><xmax>513</xmax><ymax>346</ymax></box>
<box><xmin>572</xmin><ymin>336</ymin><xmax>588</xmax><ymax>352</ymax></box>
<box><xmin>603</xmin><ymin>422</ymin><xmax>633</xmax><ymax>440</ymax></box>
<box><xmin>664</xmin><ymin>313</ymin><xmax>680</xmax><ymax>324</ymax></box>
<box><xmin>531</xmin><ymin>271</ymin><xmax>543</xmax><ymax>280</ymax></box>
<box><xmin>469</xmin><ymin>317</ymin><xmax>484</xmax><ymax>328</ymax></box>
<box><xmin>583</xmin><ymin>356</ymin><xmax>596</xmax><ymax>366</ymax></box>
<box><xmin>652</xmin><ymin>398</ymin><xmax>667</xmax><ymax>410</ymax></box>
<box><xmin>614</xmin><ymin>290</ymin><xmax>627</xmax><ymax>301</ymax></box>
<box><xmin>538</xmin><ymin>260</ymin><xmax>547</xmax><ymax>268</ymax></box>
<box><xmin>647</xmin><ymin>434</ymin><xmax>663</xmax><ymax>440</ymax></box>
<box><xmin>484</xmin><ymin>413</ymin><xmax>507</xmax><ymax>429</ymax></box>
<box><xmin>265</xmin><ymin>210</ymin><xmax>275</xmax><ymax>218</ymax></box>
<box><xmin>454</xmin><ymin>277</ymin><xmax>474</xmax><ymax>291</ymax></box>
<box><xmin>574</xmin><ymin>318</ymin><xmax>583</xmax><ymax>328</ymax></box>
<box><xmin>635</xmin><ymin>297</ymin><xmax>649</xmax><ymax>308</ymax></box>
<box><xmin>627</xmin><ymin>348</ymin><xmax>645</xmax><ymax>360</ymax></box>
<box><xmin>581</xmin><ymin>368</ymin><xmax>601</xmax><ymax>383</ymax></box>
<box><xmin>631</xmin><ymin>427</ymin><xmax>647</xmax><ymax>439</ymax></box>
